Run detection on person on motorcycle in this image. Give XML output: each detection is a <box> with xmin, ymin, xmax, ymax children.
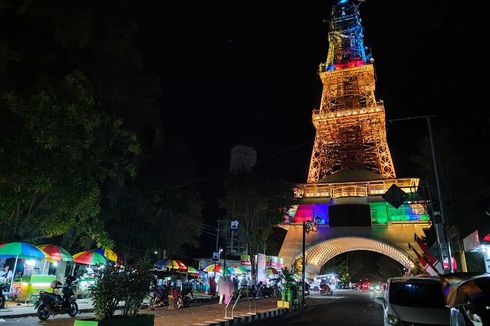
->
<box><xmin>320</xmin><ymin>280</ymin><xmax>331</xmax><ymax>293</ymax></box>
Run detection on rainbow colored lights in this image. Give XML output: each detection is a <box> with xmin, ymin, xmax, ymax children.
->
<box><xmin>289</xmin><ymin>201</ymin><xmax>429</xmax><ymax>225</ymax></box>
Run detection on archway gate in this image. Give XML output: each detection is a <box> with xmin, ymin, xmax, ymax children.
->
<box><xmin>278</xmin><ymin>223</ymin><xmax>430</xmax><ymax>275</ymax></box>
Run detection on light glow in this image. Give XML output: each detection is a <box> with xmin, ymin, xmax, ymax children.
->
<box><xmin>26</xmin><ymin>259</ymin><xmax>36</xmax><ymax>267</ymax></box>
<box><xmin>302</xmin><ymin>237</ymin><xmax>412</xmax><ymax>269</ymax></box>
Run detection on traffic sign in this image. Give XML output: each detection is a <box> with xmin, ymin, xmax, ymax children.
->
<box><xmin>230</xmin><ymin>220</ymin><xmax>239</xmax><ymax>231</ymax></box>
<box><xmin>382</xmin><ymin>184</ymin><xmax>408</xmax><ymax>209</ymax></box>
<box><xmin>212</xmin><ymin>251</ymin><xmax>219</xmax><ymax>261</ymax></box>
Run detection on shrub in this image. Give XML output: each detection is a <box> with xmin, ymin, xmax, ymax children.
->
<box><xmin>91</xmin><ymin>259</ymin><xmax>152</xmax><ymax>320</ymax></box>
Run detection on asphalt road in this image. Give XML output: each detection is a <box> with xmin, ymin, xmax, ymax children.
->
<box><xmin>252</xmin><ymin>289</ymin><xmax>384</xmax><ymax>326</ymax></box>
<box><xmin>1</xmin><ymin>290</ymin><xmax>384</xmax><ymax>326</ymax></box>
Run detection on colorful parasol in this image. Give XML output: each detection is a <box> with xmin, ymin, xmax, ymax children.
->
<box><xmin>37</xmin><ymin>244</ymin><xmax>73</xmax><ymax>262</ymax></box>
<box><xmin>93</xmin><ymin>248</ymin><xmax>118</xmax><ymax>262</ymax></box>
<box><xmin>186</xmin><ymin>266</ymin><xmax>199</xmax><ymax>274</ymax></box>
<box><xmin>154</xmin><ymin>259</ymin><xmax>187</xmax><ymax>270</ymax></box>
<box><xmin>0</xmin><ymin>242</ymin><xmax>48</xmax><ymax>259</ymax></box>
<box><xmin>0</xmin><ymin>242</ymin><xmax>49</xmax><ymax>293</ymax></box>
<box><xmin>228</xmin><ymin>265</ymin><xmax>246</xmax><ymax>274</ymax></box>
<box><xmin>73</xmin><ymin>250</ymin><xmax>108</xmax><ymax>265</ymax></box>
<box><xmin>203</xmin><ymin>264</ymin><xmax>224</xmax><ymax>274</ymax></box>
<box><xmin>265</xmin><ymin>267</ymin><xmax>279</xmax><ymax>275</ymax></box>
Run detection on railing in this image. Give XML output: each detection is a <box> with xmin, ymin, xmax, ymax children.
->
<box><xmin>224</xmin><ymin>287</ymin><xmax>256</xmax><ymax>319</ymax></box>
<box><xmin>294</xmin><ymin>178</ymin><xmax>419</xmax><ymax>199</ymax></box>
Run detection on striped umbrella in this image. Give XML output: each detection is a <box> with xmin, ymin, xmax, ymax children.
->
<box><xmin>0</xmin><ymin>242</ymin><xmax>47</xmax><ymax>259</ymax></box>
<box><xmin>73</xmin><ymin>250</ymin><xmax>108</xmax><ymax>265</ymax></box>
<box><xmin>203</xmin><ymin>264</ymin><xmax>224</xmax><ymax>274</ymax></box>
<box><xmin>154</xmin><ymin>259</ymin><xmax>187</xmax><ymax>270</ymax></box>
<box><xmin>92</xmin><ymin>248</ymin><xmax>118</xmax><ymax>262</ymax></box>
<box><xmin>228</xmin><ymin>265</ymin><xmax>246</xmax><ymax>274</ymax></box>
<box><xmin>0</xmin><ymin>242</ymin><xmax>48</xmax><ymax>293</ymax></box>
<box><xmin>37</xmin><ymin>244</ymin><xmax>73</xmax><ymax>262</ymax></box>
<box><xmin>187</xmin><ymin>266</ymin><xmax>199</xmax><ymax>274</ymax></box>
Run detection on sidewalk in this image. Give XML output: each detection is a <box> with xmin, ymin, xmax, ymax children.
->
<box><xmin>0</xmin><ymin>298</ymin><xmax>93</xmax><ymax>318</ymax></box>
<box><xmin>148</xmin><ymin>297</ymin><xmax>285</xmax><ymax>326</ymax></box>
<box><xmin>0</xmin><ymin>295</ymin><xmax>289</xmax><ymax>326</ymax></box>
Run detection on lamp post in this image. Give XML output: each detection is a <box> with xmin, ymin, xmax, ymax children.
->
<box><xmin>389</xmin><ymin>115</ymin><xmax>453</xmax><ymax>273</ymax></box>
<box><xmin>302</xmin><ymin>219</ymin><xmax>318</xmax><ymax>309</ymax></box>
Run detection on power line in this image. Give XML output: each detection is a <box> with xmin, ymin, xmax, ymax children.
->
<box><xmin>130</xmin><ymin>140</ymin><xmax>312</xmax><ymax>198</ymax></box>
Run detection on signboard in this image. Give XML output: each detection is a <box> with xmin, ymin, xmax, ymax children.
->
<box><xmin>463</xmin><ymin>230</ymin><xmax>480</xmax><ymax>252</ymax></box>
<box><xmin>230</xmin><ymin>220</ymin><xmax>239</xmax><ymax>231</ymax></box>
<box><xmin>212</xmin><ymin>251</ymin><xmax>220</xmax><ymax>261</ymax></box>
<box><xmin>240</xmin><ymin>255</ymin><xmax>251</xmax><ymax>266</ymax></box>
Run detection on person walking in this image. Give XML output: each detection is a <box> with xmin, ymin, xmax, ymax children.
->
<box><xmin>209</xmin><ymin>277</ymin><xmax>217</xmax><ymax>297</ymax></box>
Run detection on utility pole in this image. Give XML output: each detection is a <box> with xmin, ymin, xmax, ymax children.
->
<box><xmin>214</xmin><ymin>219</ymin><xmax>221</xmax><ymax>278</ymax></box>
<box><xmin>389</xmin><ymin>115</ymin><xmax>453</xmax><ymax>273</ymax></box>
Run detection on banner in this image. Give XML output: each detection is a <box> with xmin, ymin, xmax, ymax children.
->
<box><xmin>257</xmin><ymin>253</ymin><xmax>267</xmax><ymax>283</ymax></box>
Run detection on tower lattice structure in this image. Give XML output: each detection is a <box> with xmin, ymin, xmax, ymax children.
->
<box><xmin>307</xmin><ymin>0</ymin><xmax>396</xmax><ymax>183</ymax></box>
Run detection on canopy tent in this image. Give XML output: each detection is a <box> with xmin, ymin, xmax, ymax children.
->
<box><xmin>0</xmin><ymin>242</ymin><xmax>48</xmax><ymax>293</ymax></box>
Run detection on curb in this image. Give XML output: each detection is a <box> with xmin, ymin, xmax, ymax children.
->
<box><xmin>192</xmin><ymin>308</ymin><xmax>288</xmax><ymax>326</ymax></box>
<box><xmin>0</xmin><ymin>307</ymin><xmax>94</xmax><ymax>319</ymax></box>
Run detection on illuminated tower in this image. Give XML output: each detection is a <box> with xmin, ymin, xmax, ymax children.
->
<box><xmin>307</xmin><ymin>0</ymin><xmax>396</xmax><ymax>183</ymax></box>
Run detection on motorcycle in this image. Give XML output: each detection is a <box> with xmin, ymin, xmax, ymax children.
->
<box><xmin>149</xmin><ymin>284</ymin><xmax>169</xmax><ymax>310</ymax></box>
<box><xmin>35</xmin><ymin>277</ymin><xmax>78</xmax><ymax>321</ymax></box>
<box><xmin>320</xmin><ymin>286</ymin><xmax>333</xmax><ymax>296</ymax></box>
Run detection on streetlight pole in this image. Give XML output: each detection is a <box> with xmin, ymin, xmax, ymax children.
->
<box><xmin>389</xmin><ymin>115</ymin><xmax>453</xmax><ymax>273</ymax></box>
<box><xmin>301</xmin><ymin>220</ymin><xmax>318</xmax><ymax>309</ymax></box>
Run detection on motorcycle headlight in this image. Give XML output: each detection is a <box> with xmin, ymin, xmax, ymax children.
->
<box><xmin>387</xmin><ymin>313</ymin><xmax>399</xmax><ymax>325</ymax></box>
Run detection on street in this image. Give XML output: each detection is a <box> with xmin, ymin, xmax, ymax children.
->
<box><xmin>0</xmin><ymin>290</ymin><xmax>384</xmax><ymax>326</ymax></box>
<box><xmin>252</xmin><ymin>289</ymin><xmax>384</xmax><ymax>326</ymax></box>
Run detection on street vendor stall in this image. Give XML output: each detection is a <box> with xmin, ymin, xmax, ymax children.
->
<box><xmin>0</xmin><ymin>242</ymin><xmax>49</xmax><ymax>302</ymax></box>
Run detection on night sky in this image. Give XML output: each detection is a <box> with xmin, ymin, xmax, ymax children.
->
<box><xmin>130</xmin><ymin>0</ymin><xmax>489</xmax><ymax>253</ymax></box>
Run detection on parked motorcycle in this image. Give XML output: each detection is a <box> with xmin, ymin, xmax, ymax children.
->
<box><xmin>35</xmin><ymin>276</ymin><xmax>78</xmax><ymax>321</ymax></box>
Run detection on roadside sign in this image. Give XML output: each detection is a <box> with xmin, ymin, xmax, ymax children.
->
<box><xmin>382</xmin><ymin>184</ymin><xmax>408</xmax><ymax>209</ymax></box>
<box><xmin>230</xmin><ymin>220</ymin><xmax>239</xmax><ymax>231</ymax></box>
<box><xmin>212</xmin><ymin>251</ymin><xmax>219</xmax><ymax>261</ymax></box>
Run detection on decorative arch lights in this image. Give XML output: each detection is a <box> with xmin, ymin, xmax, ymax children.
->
<box><xmin>303</xmin><ymin>237</ymin><xmax>412</xmax><ymax>269</ymax></box>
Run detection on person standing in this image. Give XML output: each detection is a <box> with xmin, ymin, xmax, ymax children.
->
<box><xmin>0</xmin><ymin>265</ymin><xmax>13</xmax><ymax>286</ymax></box>
<box><xmin>209</xmin><ymin>277</ymin><xmax>216</xmax><ymax>297</ymax></box>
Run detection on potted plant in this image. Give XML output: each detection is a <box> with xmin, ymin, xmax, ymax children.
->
<box><xmin>74</xmin><ymin>259</ymin><xmax>154</xmax><ymax>326</ymax></box>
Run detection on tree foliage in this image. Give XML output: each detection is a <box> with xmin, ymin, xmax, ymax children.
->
<box><xmin>219</xmin><ymin>171</ymin><xmax>293</xmax><ymax>278</ymax></box>
<box><xmin>91</xmin><ymin>258</ymin><xmax>152</xmax><ymax>320</ymax></box>
<box><xmin>0</xmin><ymin>72</ymin><xmax>139</xmax><ymax>246</ymax></box>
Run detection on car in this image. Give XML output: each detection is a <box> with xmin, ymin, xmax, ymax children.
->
<box><xmin>375</xmin><ymin>275</ymin><xmax>451</xmax><ymax>325</ymax></box>
<box><xmin>443</xmin><ymin>273</ymin><xmax>490</xmax><ymax>326</ymax></box>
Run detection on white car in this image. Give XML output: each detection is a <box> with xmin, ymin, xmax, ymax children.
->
<box><xmin>376</xmin><ymin>276</ymin><xmax>451</xmax><ymax>325</ymax></box>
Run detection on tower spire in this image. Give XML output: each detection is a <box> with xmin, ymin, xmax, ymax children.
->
<box><xmin>324</xmin><ymin>0</ymin><xmax>371</xmax><ymax>70</ymax></box>
<box><xmin>307</xmin><ymin>0</ymin><xmax>395</xmax><ymax>183</ymax></box>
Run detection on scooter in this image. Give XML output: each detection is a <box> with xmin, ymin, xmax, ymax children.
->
<box><xmin>35</xmin><ymin>277</ymin><xmax>78</xmax><ymax>321</ymax></box>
